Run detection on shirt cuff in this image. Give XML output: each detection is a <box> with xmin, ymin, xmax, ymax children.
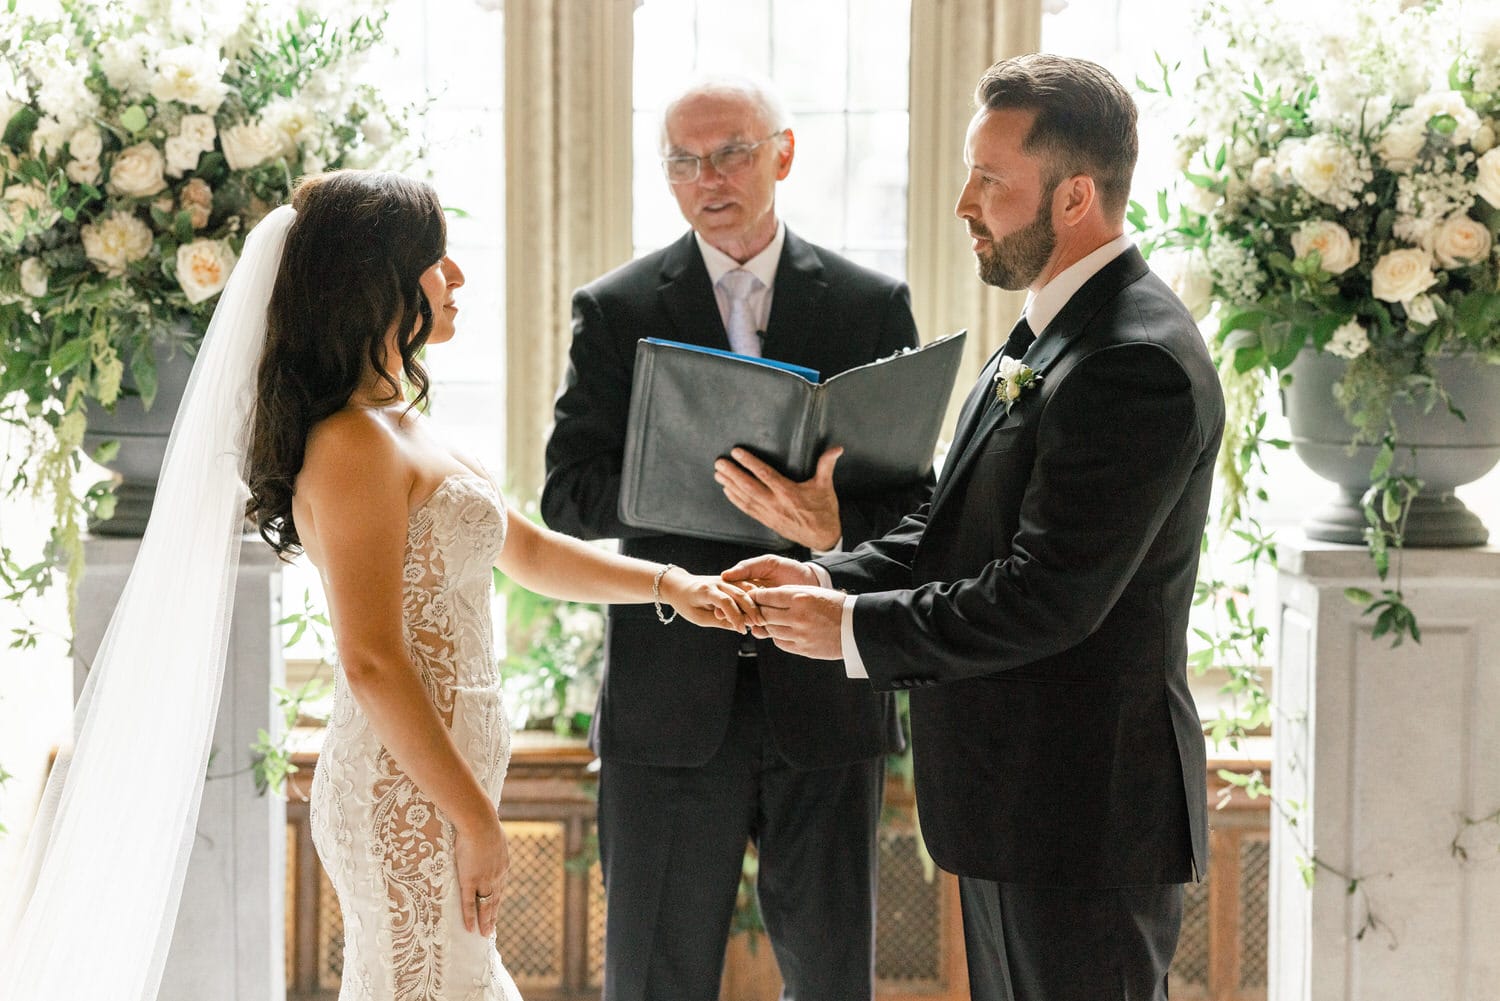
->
<box><xmin>809</xmin><ymin>561</ymin><xmax>832</xmax><ymax>588</ymax></box>
<box><xmin>811</xmin><ymin>536</ymin><xmax>843</xmax><ymax>557</ymax></box>
<box><xmin>840</xmin><ymin>595</ymin><xmax>867</xmax><ymax>679</ymax></box>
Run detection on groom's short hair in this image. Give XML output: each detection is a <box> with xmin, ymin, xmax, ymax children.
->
<box><xmin>975</xmin><ymin>53</ymin><xmax>1138</xmax><ymax>220</ymax></box>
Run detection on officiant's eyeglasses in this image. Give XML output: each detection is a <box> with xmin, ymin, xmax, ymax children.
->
<box><xmin>661</xmin><ymin>133</ymin><xmax>785</xmax><ymax>184</ymax></box>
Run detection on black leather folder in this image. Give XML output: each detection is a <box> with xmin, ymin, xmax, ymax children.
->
<box><xmin>619</xmin><ymin>330</ymin><xmax>967</xmax><ymax>547</ymax></box>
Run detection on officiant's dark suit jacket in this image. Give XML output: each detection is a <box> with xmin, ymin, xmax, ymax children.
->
<box><xmin>819</xmin><ymin>246</ymin><xmax>1220</xmax><ymax>887</ymax></box>
<box><xmin>541</xmin><ymin>227</ymin><xmax>928</xmax><ymax>769</ymax></box>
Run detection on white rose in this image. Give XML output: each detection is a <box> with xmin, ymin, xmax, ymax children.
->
<box><xmin>151</xmin><ymin>45</ymin><xmax>229</xmax><ymax>114</ymax></box>
<box><xmin>164</xmin><ymin>135</ymin><xmax>202</xmax><ymax>178</ymax></box>
<box><xmin>20</xmin><ymin>257</ymin><xmax>48</xmax><ymax>298</ymax></box>
<box><xmin>995</xmin><ymin>357</ymin><xmax>1026</xmax><ymax>401</ymax></box>
<box><xmin>1371</xmin><ymin>248</ymin><xmax>1438</xmax><ymax>302</ymax></box>
<box><xmin>1248</xmin><ymin>156</ymin><xmax>1277</xmax><ymax>193</ymax></box>
<box><xmin>3</xmin><ymin>183</ymin><xmax>58</xmax><ymax>232</ymax></box>
<box><xmin>68</xmin><ymin>126</ymin><xmax>103</xmax><ymax>164</ymax></box>
<box><xmin>1377</xmin><ymin>114</ymin><xmax>1426</xmax><ymax>173</ymax></box>
<box><xmin>179</xmin><ymin>113</ymin><xmax>218</xmax><ymax>153</ymax></box>
<box><xmin>81</xmin><ymin>211</ymin><xmax>154</xmax><ymax>276</ymax></box>
<box><xmin>1405</xmin><ymin>293</ymin><xmax>1438</xmax><ymax>326</ymax></box>
<box><xmin>29</xmin><ymin>116</ymin><xmax>70</xmax><ymax>159</ymax></box>
<box><xmin>1152</xmin><ymin>249</ymin><xmax>1214</xmax><ymax>321</ymax></box>
<box><xmin>65</xmin><ymin>159</ymin><xmax>100</xmax><ymax>185</ymax></box>
<box><xmin>1432</xmin><ymin>215</ymin><xmax>1493</xmax><ymax>268</ymax></box>
<box><xmin>1476</xmin><ymin>148</ymin><xmax>1500</xmax><ymax>210</ymax></box>
<box><xmin>1290</xmin><ymin>220</ymin><xmax>1361</xmax><ymax>275</ymax></box>
<box><xmin>1325</xmin><ymin>318</ymin><xmax>1370</xmax><ymax>360</ymax></box>
<box><xmin>1182</xmin><ymin>180</ymin><xmax>1222</xmax><ymax>216</ymax></box>
<box><xmin>220</xmin><ymin>122</ymin><xmax>290</xmax><ymax>171</ymax></box>
<box><xmin>106</xmin><ymin>142</ymin><xmax>167</xmax><ymax>198</ymax></box>
<box><xmin>1413</xmin><ymin>90</ymin><xmax>1481</xmax><ymax>146</ymax></box>
<box><xmin>1289</xmin><ymin>134</ymin><xmax>1361</xmax><ymax>207</ymax></box>
<box><xmin>260</xmin><ymin>99</ymin><xmax>317</xmax><ymax>150</ymax></box>
<box><xmin>176</xmin><ymin>239</ymin><xmax>237</xmax><ymax>303</ymax></box>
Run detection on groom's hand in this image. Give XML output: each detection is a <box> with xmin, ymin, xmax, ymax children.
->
<box><xmin>722</xmin><ymin>552</ymin><xmax>820</xmax><ymax>589</ymax></box>
<box><xmin>745</xmin><ymin>585</ymin><xmax>844</xmax><ymax>661</ymax></box>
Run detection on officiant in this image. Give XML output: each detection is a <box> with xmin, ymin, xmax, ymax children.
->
<box><xmin>541</xmin><ymin>75</ymin><xmax>929</xmax><ymax>1001</ymax></box>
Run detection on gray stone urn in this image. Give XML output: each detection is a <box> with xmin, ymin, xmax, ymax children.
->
<box><xmin>1281</xmin><ymin>350</ymin><xmax>1500</xmax><ymax>546</ymax></box>
<box><xmin>82</xmin><ymin>336</ymin><xmax>198</xmax><ymax>536</ymax></box>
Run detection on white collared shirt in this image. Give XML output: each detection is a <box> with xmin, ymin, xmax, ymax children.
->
<box><xmin>827</xmin><ymin>234</ymin><xmax>1136</xmax><ymax>679</ymax></box>
<box><xmin>696</xmin><ymin>221</ymin><xmax>786</xmax><ymax>340</ymax></box>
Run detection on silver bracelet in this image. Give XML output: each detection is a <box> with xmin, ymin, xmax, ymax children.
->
<box><xmin>653</xmin><ymin>564</ymin><xmax>679</xmax><ymax>625</ymax></box>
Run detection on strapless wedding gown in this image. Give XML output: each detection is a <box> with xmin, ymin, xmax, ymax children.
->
<box><xmin>310</xmin><ymin>474</ymin><xmax>524</xmax><ymax>1001</ymax></box>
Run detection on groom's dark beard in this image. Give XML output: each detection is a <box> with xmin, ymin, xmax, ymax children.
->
<box><xmin>972</xmin><ymin>182</ymin><xmax>1058</xmax><ymax>291</ymax></box>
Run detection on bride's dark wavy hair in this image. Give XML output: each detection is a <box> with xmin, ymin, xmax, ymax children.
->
<box><xmin>245</xmin><ymin>170</ymin><xmax>446</xmax><ymax>558</ymax></box>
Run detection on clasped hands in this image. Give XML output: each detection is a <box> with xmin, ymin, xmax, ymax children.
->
<box><xmin>664</xmin><ymin>446</ymin><xmax>849</xmax><ymax>659</ymax></box>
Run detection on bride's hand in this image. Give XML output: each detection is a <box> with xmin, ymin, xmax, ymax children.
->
<box><xmin>661</xmin><ymin>567</ymin><xmax>761</xmax><ymax>632</ymax></box>
<box><xmin>454</xmin><ymin>812</ymin><xmax>510</xmax><ymax>938</ymax></box>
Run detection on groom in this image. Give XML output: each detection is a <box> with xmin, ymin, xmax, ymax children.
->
<box><xmin>724</xmin><ymin>54</ymin><xmax>1224</xmax><ymax>1000</ymax></box>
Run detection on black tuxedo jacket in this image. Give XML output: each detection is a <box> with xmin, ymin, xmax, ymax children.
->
<box><xmin>820</xmin><ymin>247</ymin><xmax>1222</xmax><ymax>887</ymax></box>
<box><xmin>542</xmin><ymin>228</ymin><xmax>929</xmax><ymax>769</ymax></box>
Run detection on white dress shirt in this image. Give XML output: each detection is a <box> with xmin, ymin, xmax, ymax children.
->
<box><xmin>697</xmin><ymin>222</ymin><xmax>785</xmax><ymax>340</ymax></box>
<box><xmin>824</xmin><ymin>234</ymin><xmax>1135</xmax><ymax>679</ymax></box>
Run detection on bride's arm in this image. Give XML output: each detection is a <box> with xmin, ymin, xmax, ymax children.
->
<box><xmin>297</xmin><ymin>414</ymin><xmax>507</xmax><ymax>939</ymax></box>
<box><xmin>496</xmin><ymin>509</ymin><xmax>755</xmax><ymax>631</ymax></box>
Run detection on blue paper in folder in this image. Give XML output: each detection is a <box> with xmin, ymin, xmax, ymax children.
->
<box><xmin>643</xmin><ymin>338</ymin><xmax>822</xmax><ymax>383</ymax></box>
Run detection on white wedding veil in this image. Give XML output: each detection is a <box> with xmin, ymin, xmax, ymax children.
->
<box><xmin>0</xmin><ymin>206</ymin><xmax>297</xmax><ymax>1001</ymax></box>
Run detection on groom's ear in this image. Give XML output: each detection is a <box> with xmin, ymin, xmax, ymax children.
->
<box><xmin>1053</xmin><ymin>174</ymin><xmax>1098</xmax><ymax>227</ymax></box>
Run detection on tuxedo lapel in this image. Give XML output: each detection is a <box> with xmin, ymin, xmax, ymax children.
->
<box><xmin>931</xmin><ymin>247</ymin><xmax>1151</xmax><ymax>511</ymax></box>
<box><xmin>759</xmin><ymin>228</ymin><xmax>829</xmax><ymax>366</ymax></box>
<box><xmin>658</xmin><ymin>232</ymin><xmax>731</xmax><ymax>349</ymax></box>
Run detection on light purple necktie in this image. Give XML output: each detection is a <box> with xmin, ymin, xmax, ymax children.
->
<box><xmin>718</xmin><ymin>269</ymin><xmax>763</xmax><ymax>357</ymax></box>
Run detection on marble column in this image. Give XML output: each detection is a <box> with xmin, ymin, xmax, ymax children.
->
<box><xmin>74</xmin><ymin>535</ymin><xmax>286</xmax><ymax>1001</ymax></box>
<box><xmin>1266</xmin><ymin>540</ymin><xmax>1500</xmax><ymax>1001</ymax></box>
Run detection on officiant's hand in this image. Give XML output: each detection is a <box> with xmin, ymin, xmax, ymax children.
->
<box><xmin>714</xmin><ymin>446</ymin><xmax>843</xmax><ymax>551</ymax></box>
<box><xmin>741</xmin><ymin>584</ymin><xmax>845</xmax><ymax>660</ymax></box>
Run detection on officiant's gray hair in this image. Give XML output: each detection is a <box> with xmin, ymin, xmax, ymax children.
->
<box><xmin>659</xmin><ymin>75</ymin><xmax>793</xmax><ymax>154</ymax></box>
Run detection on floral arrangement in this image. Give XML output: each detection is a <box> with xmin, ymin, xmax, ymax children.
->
<box><xmin>0</xmin><ymin>0</ymin><xmax>415</xmax><ymax>611</ymax></box>
<box><xmin>1142</xmin><ymin>0</ymin><xmax>1500</xmax><ymax>643</ymax></box>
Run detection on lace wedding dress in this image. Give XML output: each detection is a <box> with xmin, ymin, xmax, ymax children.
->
<box><xmin>310</xmin><ymin>473</ymin><xmax>524</xmax><ymax>1001</ymax></box>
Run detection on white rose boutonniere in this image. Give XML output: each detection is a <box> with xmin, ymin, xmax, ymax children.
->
<box><xmin>994</xmin><ymin>356</ymin><xmax>1042</xmax><ymax>413</ymax></box>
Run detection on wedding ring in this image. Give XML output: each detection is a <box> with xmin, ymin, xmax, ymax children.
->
<box><xmin>476</xmin><ymin>892</ymin><xmax>493</xmax><ymax>902</ymax></box>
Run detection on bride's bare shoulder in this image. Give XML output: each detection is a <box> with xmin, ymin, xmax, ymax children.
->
<box><xmin>298</xmin><ymin>406</ymin><xmax>409</xmax><ymax>500</ymax></box>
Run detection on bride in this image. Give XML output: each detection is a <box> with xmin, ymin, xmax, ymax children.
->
<box><xmin>0</xmin><ymin>170</ymin><xmax>753</xmax><ymax>1001</ymax></box>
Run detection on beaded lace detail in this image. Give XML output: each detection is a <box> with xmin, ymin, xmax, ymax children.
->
<box><xmin>310</xmin><ymin>474</ymin><xmax>523</xmax><ymax>1001</ymax></box>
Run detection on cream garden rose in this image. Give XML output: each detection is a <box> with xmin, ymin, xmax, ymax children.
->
<box><xmin>1432</xmin><ymin>215</ymin><xmax>1492</xmax><ymax>268</ymax></box>
<box><xmin>220</xmin><ymin>122</ymin><xmax>289</xmax><ymax>171</ymax></box>
<box><xmin>1290</xmin><ymin>220</ymin><xmax>1361</xmax><ymax>274</ymax></box>
<box><xmin>1153</xmin><ymin>249</ymin><xmax>1214</xmax><ymax>320</ymax></box>
<box><xmin>1371</xmin><ymin>248</ymin><xmax>1438</xmax><ymax>302</ymax></box>
<box><xmin>81</xmin><ymin>210</ymin><xmax>153</xmax><ymax>275</ymax></box>
<box><xmin>1406</xmin><ymin>293</ymin><xmax>1438</xmax><ymax>326</ymax></box>
<box><xmin>178</xmin><ymin>113</ymin><xmax>217</xmax><ymax>152</ymax></box>
<box><xmin>68</xmin><ymin>126</ymin><xmax>102</xmax><ymax>164</ymax></box>
<box><xmin>3</xmin><ymin>183</ymin><xmax>57</xmax><ymax>232</ymax></box>
<box><xmin>150</xmin><ymin>44</ymin><xmax>228</xmax><ymax>113</ymax></box>
<box><xmin>106</xmin><ymin>142</ymin><xmax>167</xmax><ymax>197</ymax></box>
<box><xmin>175</xmin><ymin>238</ymin><xmax>237</xmax><ymax>303</ymax></box>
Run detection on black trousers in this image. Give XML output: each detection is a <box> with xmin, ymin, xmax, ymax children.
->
<box><xmin>596</xmin><ymin>656</ymin><xmax>884</xmax><ymax>1001</ymax></box>
<box><xmin>959</xmin><ymin>876</ymin><xmax>1183</xmax><ymax>1001</ymax></box>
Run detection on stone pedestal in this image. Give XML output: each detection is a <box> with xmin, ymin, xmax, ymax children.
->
<box><xmin>74</xmin><ymin>535</ymin><xmax>286</xmax><ymax>1001</ymax></box>
<box><xmin>1266</xmin><ymin>540</ymin><xmax>1500</xmax><ymax>1001</ymax></box>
